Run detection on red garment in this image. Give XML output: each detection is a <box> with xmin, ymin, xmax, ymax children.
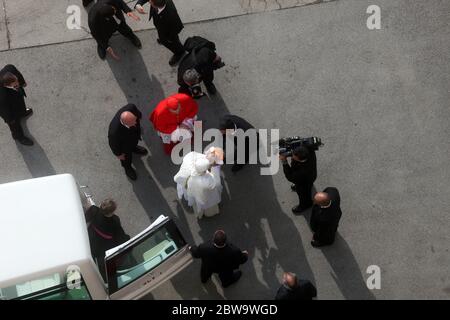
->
<box><xmin>150</xmin><ymin>93</ymin><xmax>199</xmax><ymax>134</ymax></box>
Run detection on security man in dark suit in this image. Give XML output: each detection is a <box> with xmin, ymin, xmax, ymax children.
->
<box><xmin>280</xmin><ymin>145</ymin><xmax>317</xmax><ymax>214</ymax></box>
<box><xmin>310</xmin><ymin>187</ymin><xmax>342</xmax><ymax>247</ymax></box>
<box><xmin>219</xmin><ymin>114</ymin><xmax>258</xmax><ymax>172</ymax></box>
<box><xmin>88</xmin><ymin>0</ymin><xmax>142</xmax><ymax>60</ymax></box>
<box><xmin>85</xmin><ymin>198</ymin><xmax>130</xmax><ymax>279</ymax></box>
<box><xmin>135</xmin><ymin>0</ymin><xmax>185</xmax><ymax>66</ymax></box>
<box><xmin>177</xmin><ymin>36</ymin><xmax>224</xmax><ymax>96</ymax></box>
<box><xmin>108</xmin><ymin>104</ymin><xmax>148</xmax><ymax>180</ymax></box>
<box><xmin>275</xmin><ymin>272</ymin><xmax>317</xmax><ymax>300</ymax></box>
<box><xmin>0</xmin><ymin>65</ymin><xmax>33</xmax><ymax>146</ymax></box>
<box><xmin>190</xmin><ymin>230</ymin><xmax>248</xmax><ymax>288</ymax></box>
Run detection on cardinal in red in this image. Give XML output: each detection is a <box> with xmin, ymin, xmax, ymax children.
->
<box><xmin>150</xmin><ymin>93</ymin><xmax>199</xmax><ymax>155</ymax></box>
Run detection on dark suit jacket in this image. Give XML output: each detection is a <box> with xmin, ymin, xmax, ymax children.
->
<box><xmin>275</xmin><ymin>280</ymin><xmax>317</xmax><ymax>300</ymax></box>
<box><xmin>220</xmin><ymin>114</ymin><xmax>254</xmax><ymax>131</ymax></box>
<box><xmin>190</xmin><ymin>242</ymin><xmax>248</xmax><ymax>274</ymax></box>
<box><xmin>0</xmin><ymin>65</ymin><xmax>27</xmax><ymax>123</ymax></box>
<box><xmin>85</xmin><ymin>205</ymin><xmax>130</xmax><ymax>258</ymax></box>
<box><xmin>89</xmin><ymin>0</ymin><xmax>132</xmax><ymax>49</ymax></box>
<box><xmin>108</xmin><ymin>104</ymin><xmax>142</xmax><ymax>156</ymax></box>
<box><xmin>310</xmin><ymin>187</ymin><xmax>342</xmax><ymax>244</ymax></box>
<box><xmin>136</xmin><ymin>0</ymin><xmax>183</xmax><ymax>39</ymax></box>
<box><xmin>178</xmin><ymin>47</ymin><xmax>216</xmax><ymax>87</ymax></box>
<box><xmin>283</xmin><ymin>149</ymin><xmax>317</xmax><ymax>186</ymax></box>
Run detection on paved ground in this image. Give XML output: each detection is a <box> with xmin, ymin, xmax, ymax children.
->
<box><xmin>0</xmin><ymin>0</ymin><xmax>449</xmax><ymax>299</ymax></box>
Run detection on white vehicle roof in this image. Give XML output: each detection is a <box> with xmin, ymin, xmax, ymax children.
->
<box><xmin>0</xmin><ymin>174</ymin><xmax>92</xmax><ymax>287</ymax></box>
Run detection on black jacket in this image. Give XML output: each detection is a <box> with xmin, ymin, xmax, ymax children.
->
<box><xmin>88</xmin><ymin>0</ymin><xmax>132</xmax><ymax>49</ymax></box>
<box><xmin>136</xmin><ymin>0</ymin><xmax>183</xmax><ymax>38</ymax></box>
<box><xmin>178</xmin><ymin>38</ymin><xmax>217</xmax><ymax>87</ymax></box>
<box><xmin>190</xmin><ymin>241</ymin><xmax>248</xmax><ymax>274</ymax></box>
<box><xmin>85</xmin><ymin>205</ymin><xmax>130</xmax><ymax>258</ymax></box>
<box><xmin>275</xmin><ymin>280</ymin><xmax>317</xmax><ymax>300</ymax></box>
<box><xmin>220</xmin><ymin>114</ymin><xmax>254</xmax><ymax>132</ymax></box>
<box><xmin>310</xmin><ymin>187</ymin><xmax>342</xmax><ymax>243</ymax></box>
<box><xmin>108</xmin><ymin>104</ymin><xmax>142</xmax><ymax>156</ymax></box>
<box><xmin>0</xmin><ymin>65</ymin><xmax>27</xmax><ymax>123</ymax></box>
<box><xmin>283</xmin><ymin>149</ymin><xmax>317</xmax><ymax>185</ymax></box>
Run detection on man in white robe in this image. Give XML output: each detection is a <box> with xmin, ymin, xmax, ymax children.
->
<box><xmin>174</xmin><ymin>147</ymin><xmax>223</xmax><ymax>218</ymax></box>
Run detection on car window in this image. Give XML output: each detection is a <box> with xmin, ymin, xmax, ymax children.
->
<box><xmin>105</xmin><ymin>220</ymin><xmax>187</xmax><ymax>295</ymax></box>
<box><xmin>0</xmin><ymin>272</ymin><xmax>92</xmax><ymax>300</ymax></box>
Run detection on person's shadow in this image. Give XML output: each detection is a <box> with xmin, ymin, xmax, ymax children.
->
<box><xmin>319</xmin><ymin>233</ymin><xmax>376</xmax><ymax>300</ymax></box>
<box><xmin>16</xmin><ymin>120</ymin><xmax>56</xmax><ymax>178</ymax></box>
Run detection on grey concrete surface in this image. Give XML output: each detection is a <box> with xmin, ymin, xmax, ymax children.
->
<box><xmin>0</xmin><ymin>0</ymin><xmax>327</xmax><ymax>51</ymax></box>
<box><xmin>0</xmin><ymin>0</ymin><xmax>449</xmax><ymax>299</ymax></box>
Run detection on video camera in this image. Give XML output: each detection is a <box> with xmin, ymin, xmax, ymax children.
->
<box><xmin>278</xmin><ymin>136</ymin><xmax>323</xmax><ymax>157</ymax></box>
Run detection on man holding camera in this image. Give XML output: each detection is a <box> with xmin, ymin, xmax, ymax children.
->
<box><xmin>280</xmin><ymin>146</ymin><xmax>317</xmax><ymax>214</ymax></box>
<box><xmin>177</xmin><ymin>36</ymin><xmax>224</xmax><ymax>97</ymax></box>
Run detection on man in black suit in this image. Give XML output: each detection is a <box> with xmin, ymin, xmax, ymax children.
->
<box><xmin>177</xmin><ymin>36</ymin><xmax>224</xmax><ymax>96</ymax></box>
<box><xmin>189</xmin><ymin>230</ymin><xmax>248</xmax><ymax>288</ymax></box>
<box><xmin>135</xmin><ymin>0</ymin><xmax>185</xmax><ymax>66</ymax></box>
<box><xmin>108</xmin><ymin>104</ymin><xmax>148</xmax><ymax>180</ymax></box>
<box><xmin>280</xmin><ymin>145</ymin><xmax>317</xmax><ymax>214</ymax></box>
<box><xmin>0</xmin><ymin>65</ymin><xmax>33</xmax><ymax>146</ymax></box>
<box><xmin>85</xmin><ymin>198</ymin><xmax>130</xmax><ymax>279</ymax></box>
<box><xmin>275</xmin><ymin>272</ymin><xmax>317</xmax><ymax>300</ymax></box>
<box><xmin>88</xmin><ymin>0</ymin><xmax>141</xmax><ymax>60</ymax></box>
<box><xmin>219</xmin><ymin>114</ymin><xmax>258</xmax><ymax>172</ymax></box>
<box><xmin>310</xmin><ymin>187</ymin><xmax>342</xmax><ymax>247</ymax></box>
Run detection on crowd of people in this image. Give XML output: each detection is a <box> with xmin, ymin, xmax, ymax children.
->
<box><xmin>0</xmin><ymin>0</ymin><xmax>345</xmax><ymax>300</ymax></box>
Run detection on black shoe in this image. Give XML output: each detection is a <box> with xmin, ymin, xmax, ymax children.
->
<box><xmin>292</xmin><ymin>205</ymin><xmax>310</xmax><ymax>215</ymax></box>
<box><xmin>130</xmin><ymin>35</ymin><xmax>142</xmax><ymax>49</ymax></box>
<box><xmin>311</xmin><ymin>240</ymin><xmax>326</xmax><ymax>248</ymax></box>
<box><xmin>231</xmin><ymin>164</ymin><xmax>245</xmax><ymax>172</ymax></box>
<box><xmin>97</xmin><ymin>45</ymin><xmax>106</xmax><ymax>60</ymax></box>
<box><xmin>23</xmin><ymin>108</ymin><xmax>33</xmax><ymax>118</ymax></box>
<box><xmin>133</xmin><ymin>146</ymin><xmax>148</xmax><ymax>155</ymax></box>
<box><xmin>205</xmin><ymin>82</ymin><xmax>217</xmax><ymax>95</ymax></box>
<box><xmin>222</xmin><ymin>271</ymin><xmax>242</xmax><ymax>288</ymax></box>
<box><xmin>291</xmin><ymin>184</ymin><xmax>296</xmax><ymax>192</ymax></box>
<box><xmin>18</xmin><ymin>137</ymin><xmax>34</xmax><ymax>146</ymax></box>
<box><xmin>125</xmin><ymin>167</ymin><xmax>137</xmax><ymax>180</ymax></box>
<box><xmin>169</xmin><ymin>52</ymin><xmax>186</xmax><ymax>67</ymax></box>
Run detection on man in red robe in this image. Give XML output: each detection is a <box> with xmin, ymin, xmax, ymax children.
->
<box><xmin>150</xmin><ymin>93</ymin><xmax>199</xmax><ymax>154</ymax></box>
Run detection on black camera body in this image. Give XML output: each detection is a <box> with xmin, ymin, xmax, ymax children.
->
<box><xmin>189</xmin><ymin>83</ymin><xmax>205</xmax><ymax>99</ymax></box>
<box><xmin>278</xmin><ymin>136</ymin><xmax>323</xmax><ymax>157</ymax></box>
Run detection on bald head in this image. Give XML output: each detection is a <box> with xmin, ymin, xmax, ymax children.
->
<box><xmin>282</xmin><ymin>272</ymin><xmax>298</xmax><ymax>289</ymax></box>
<box><xmin>314</xmin><ymin>192</ymin><xmax>331</xmax><ymax>207</ymax></box>
<box><xmin>120</xmin><ymin>111</ymin><xmax>137</xmax><ymax>127</ymax></box>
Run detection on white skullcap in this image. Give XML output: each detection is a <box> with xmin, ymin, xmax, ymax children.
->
<box><xmin>171</xmin><ymin>127</ymin><xmax>192</xmax><ymax>143</ymax></box>
<box><xmin>194</xmin><ymin>158</ymin><xmax>210</xmax><ymax>174</ymax></box>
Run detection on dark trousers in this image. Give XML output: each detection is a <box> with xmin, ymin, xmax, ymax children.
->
<box><xmin>117</xmin><ymin>22</ymin><xmax>136</xmax><ymax>41</ymax></box>
<box><xmin>295</xmin><ymin>182</ymin><xmax>313</xmax><ymax>209</ymax></box>
<box><xmin>200</xmin><ymin>264</ymin><xmax>238</xmax><ymax>287</ymax></box>
<box><xmin>120</xmin><ymin>152</ymin><xmax>133</xmax><ymax>169</ymax></box>
<box><xmin>159</xmin><ymin>33</ymin><xmax>185</xmax><ymax>56</ymax></box>
<box><xmin>7</xmin><ymin>120</ymin><xmax>25</xmax><ymax>140</ymax></box>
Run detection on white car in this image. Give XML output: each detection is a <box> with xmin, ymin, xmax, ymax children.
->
<box><xmin>0</xmin><ymin>174</ymin><xmax>193</xmax><ymax>300</ymax></box>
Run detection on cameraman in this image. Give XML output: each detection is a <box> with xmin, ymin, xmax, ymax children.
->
<box><xmin>177</xmin><ymin>36</ymin><xmax>224</xmax><ymax>97</ymax></box>
<box><xmin>280</xmin><ymin>146</ymin><xmax>317</xmax><ymax>214</ymax></box>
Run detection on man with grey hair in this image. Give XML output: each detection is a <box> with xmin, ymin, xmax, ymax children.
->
<box><xmin>177</xmin><ymin>36</ymin><xmax>224</xmax><ymax>97</ymax></box>
<box><xmin>275</xmin><ymin>272</ymin><xmax>317</xmax><ymax>300</ymax></box>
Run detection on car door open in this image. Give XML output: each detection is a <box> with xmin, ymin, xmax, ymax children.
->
<box><xmin>104</xmin><ymin>215</ymin><xmax>193</xmax><ymax>300</ymax></box>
